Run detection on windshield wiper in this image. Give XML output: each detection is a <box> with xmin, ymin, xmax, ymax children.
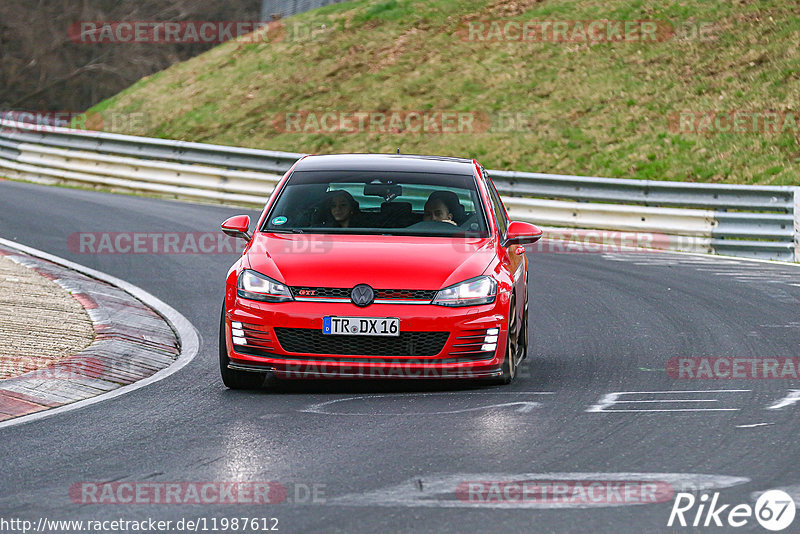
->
<box><xmin>266</xmin><ymin>228</ymin><xmax>304</xmax><ymax>234</ymax></box>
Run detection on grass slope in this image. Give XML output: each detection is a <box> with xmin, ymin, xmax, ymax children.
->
<box><xmin>89</xmin><ymin>0</ymin><xmax>800</xmax><ymax>184</ymax></box>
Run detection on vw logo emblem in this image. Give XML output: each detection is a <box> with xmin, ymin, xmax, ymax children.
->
<box><xmin>351</xmin><ymin>284</ymin><xmax>374</xmax><ymax>307</ymax></box>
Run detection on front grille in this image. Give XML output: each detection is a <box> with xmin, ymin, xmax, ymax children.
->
<box><xmin>448</xmin><ymin>329</ymin><xmax>495</xmax><ymax>360</ymax></box>
<box><xmin>290</xmin><ymin>286</ymin><xmax>436</xmax><ymax>301</ymax></box>
<box><xmin>375</xmin><ymin>289</ymin><xmax>436</xmax><ymax>300</ymax></box>
<box><xmin>232</xmin><ymin>323</ymin><xmax>274</xmax><ymax>351</ymax></box>
<box><xmin>274</xmin><ymin>328</ymin><xmax>449</xmax><ymax>356</ymax></box>
<box><xmin>291</xmin><ymin>287</ymin><xmax>351</xmax><ymax>298</ymax></box>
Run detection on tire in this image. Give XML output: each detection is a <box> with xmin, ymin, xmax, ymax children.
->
<box><xmin>219</xmin><ymin>303</ymin><xmax>266</xmax><ymax>389</ymax></box>
<box><xmin>497</xmin><ymin>299</ymin><xmax>519</xmax><ymax>385</ymax></box>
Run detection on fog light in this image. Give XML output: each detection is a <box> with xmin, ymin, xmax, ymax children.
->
<box><xmin>481</xmin><ymin>343</ymin><xmax>497</xmax><ymax>352</ymax></box>
<box><xmin>232</xmin><ymin>321</ymin><xmax>243</xmax><ymax>329</ymax></box>
<box><xmin>484</xmin><ymin>335</ymin><xmax>498</xmax><ymax>343</ymax></box>
<box><xmin>232</xmin><ymin>336</ymin><xmax>246</xmax><ymax>345</ymax></box>
<box><xmin>487</xmin><ymin>328</ymin><xmax>499</xmax><ymax>335</ymax></box>
<box><xmin>232</xmin><ymin>328</ymin><xmax>245</xmax><ymax>338</ymax></box>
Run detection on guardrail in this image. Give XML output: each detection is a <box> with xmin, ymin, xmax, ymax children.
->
<box><xmin>0</xmin><ymin>119</ymin><xmax>797</xmax><ymax>262</ymax></box>
<box><xmin>261</xmin><ymin>0</ymin><xmax>349</xmax><ymax>20</ymax></box>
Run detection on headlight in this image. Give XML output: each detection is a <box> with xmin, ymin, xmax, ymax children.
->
<box><xmin>237</xmin><ymin>270</ymin><xmax>293</xmax><ymax>302</ymax></box>
<box><xmin>432</xmin><ymin>276</ymin><xmax>496</xmax><ymax>307</ymax></box>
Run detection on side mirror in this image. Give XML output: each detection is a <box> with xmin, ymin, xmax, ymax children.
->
<box><xmin>501</xmin><ymin>221</ymin><xmax>543</xmax><ymax>247</ymax></box>
<box><xmin>221</xmin><ymin>215</ymin><xmax>251</xmax><ymax>241</ymax></box>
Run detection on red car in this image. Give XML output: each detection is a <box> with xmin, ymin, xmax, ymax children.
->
<box><xmin>219</xmin><ymin>154</ymin><xmax>542</xmax><ymax>388</ymax></box>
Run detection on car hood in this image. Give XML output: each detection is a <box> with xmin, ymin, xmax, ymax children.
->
<box><xmin>245</xmin><ymin>233</ymin><xmax>496</xmax><ymax>290</ymax></box>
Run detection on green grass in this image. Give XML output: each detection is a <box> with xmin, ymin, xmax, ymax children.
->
<box><xmin>89</xmin><ymin>0</ymin><xmax>800</xmax><ymax>184</ymax></box>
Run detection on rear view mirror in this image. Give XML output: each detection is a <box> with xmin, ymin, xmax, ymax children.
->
<box><xmin>221</xmin><ymin>215</ymin><xmax>251</xmax><ymax>241</ymax></box>
<box><xmin>501</xmin><ymin>221</ymin><xmax>543</xmax><ymax>247</ymax></box>
<box><xmin>364</xmin><ymin>183</ymin><xmax>402</xmax><ymax>201</ymax></box>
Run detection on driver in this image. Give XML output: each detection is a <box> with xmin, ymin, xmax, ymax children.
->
<box><xmin>423</xmin><ymin>192</ymin><xmax>458</xmax><ymax>225</ymax></box>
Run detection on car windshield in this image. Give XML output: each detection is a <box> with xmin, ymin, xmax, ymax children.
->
<box><xmin>261</xmin><ymin>170</ymin><xmax>490</xmax><ymax>237</ymax></box>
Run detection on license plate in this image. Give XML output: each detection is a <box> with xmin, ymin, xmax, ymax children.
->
<box><xmin>323</xmin><ymin>316</ymin><xmax>400</xmax><ymax>336</ymax></box>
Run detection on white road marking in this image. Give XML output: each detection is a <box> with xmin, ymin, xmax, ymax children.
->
<box><xmin>587</xmin><ymin>390</ymin><xmax>749</xmax><ymax>413</ymax></box>
<box><xmin>735</xmin><ymin>423</ymin><xmax>774</xmax><ymax>428</ymax></box>
<box><xmin>710</xmin><ymin>272</ymin><xmax>793</xmax><ymax>277</ymax></box>
<box><xmin>301</xmin><ymin>392</ymin><xmax>552</xmax><ymax>416</ymax></box>
<box><xmin>612</xmin><ymin>399</ymin><xmax>720</xmax><ymax>403</ymax></box>
<box><xmin>605</xmin><ymin>249</ymin><xmax>800</xmax><ymax>268</ymax></box>
<box><xmin>603</xmin><ymin>252</ymin><xmax>800</xmax><ymax>301</ymax></box>
<box><xmin>330</xmin><ymin>472</ymin><xmax>750</xmax><ymax>509</ymax></box>
<box><xmin>587</xmin><ymin>408</ymin><xmax>739</xmax><ymax>413</ymax></box>
<box><xmin>767</xmin><ymin>390</ymin><xmax>800</xmax><ymax>410</ymax></box>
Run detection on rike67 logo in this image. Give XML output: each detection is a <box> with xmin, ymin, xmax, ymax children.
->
<box><xmin>668</xmin><ymin>490</ymin><xmax>795</xmax><ymax>531</ymax></box>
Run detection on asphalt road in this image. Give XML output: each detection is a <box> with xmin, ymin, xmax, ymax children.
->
<box><xmin>1</xmin><ymin>180</ymin><xmax>800</xmax><ymax>533</ymax></box>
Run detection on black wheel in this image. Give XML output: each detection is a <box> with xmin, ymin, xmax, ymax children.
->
<box><xmin>219</xmin><ymin>303</ymin><xmax>266</xmax><ymax>389</ymax></box>
<box><xmin>497</xmin><ymin>299</ymin><xmax>520</xmax><ymax>385</ymax></box>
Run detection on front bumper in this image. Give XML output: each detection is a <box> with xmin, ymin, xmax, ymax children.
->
<box><xmin>225</xmin><ymin>296</ymin><xmax>510</xmax><ymax>380</ymax></box>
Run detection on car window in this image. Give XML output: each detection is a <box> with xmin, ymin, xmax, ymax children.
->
<box><xmin>261</xmin><ymin>170</ymin><xmax>490</xmax><ymax>237</ymax></box>
<box><xmin>483</xmin><ymin>170</ymin><xmax>508</xmax><ymax>236</ymax></box>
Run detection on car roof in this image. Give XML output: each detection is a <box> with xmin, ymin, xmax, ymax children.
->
<box><xmin>292</xmin><ymin>153</ymin><xmax>476</xmax><ymax>174</ymax></box>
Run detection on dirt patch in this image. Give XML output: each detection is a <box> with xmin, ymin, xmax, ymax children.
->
<box><xmin>486</xmin><ymin>0</ymin><xmax>545</xmax><ymax>17</ymax></box>
<box><xmin>369</xmin><ymin>27</ymin><xmax>422</xmax><ymax>73</ymax></box>
<box><xmin>0</xmin><ymin>255</ymin><xmax>94</xmax><ymax>379</ymax></box>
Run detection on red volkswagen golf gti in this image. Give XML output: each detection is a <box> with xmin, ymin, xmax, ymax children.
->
<box><xmin>219</xmin><ymin>154</ymin><xmax>542</xmax><ymax>388</ymax></box>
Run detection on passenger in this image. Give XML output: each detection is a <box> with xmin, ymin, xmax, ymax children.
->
<box><xmin>423</xmin><ymin>191</ymin><xmax>459</xmax><ymax>225</ymax></box>
<box><xmin>324</xmin><ymin>190</ymin><xmax>360</xmax><ymax>228</ymax></box>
